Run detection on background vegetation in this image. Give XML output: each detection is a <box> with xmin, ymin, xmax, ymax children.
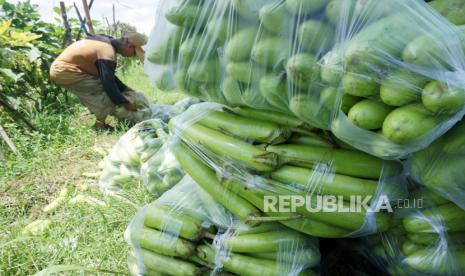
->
<box><xmin>0</xmin><ymin>1</ymin><xmax>183</xmax><ymax>274</ymax></box>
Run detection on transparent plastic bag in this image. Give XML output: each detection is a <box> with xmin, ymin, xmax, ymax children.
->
<box><xmin>99</xmin><ymin>119</ymin><xmax>168</xmax><ymax>195</ymax></box>
<box><xmin>357</xmin><ymin>186</ymin><xmax>465</xmax><ymax>275</ymax></box>
<box><xmin>144</xmin><ymin>0</ymin><xmax>465</xmax><ymax>159</ymax></box>
<box><xmin>167</xmin><ymin>102</ymin><xmax>407</xmax><ymax>238</ymax></box>
<box><xmin>140</xmin><ymin>143</ymin><xmax>184</xmax><ymax>197</ymax></box>
<box><xmin>410</xmin><ymin>119</ymin><xmax>465</xmax><ymax>211</ymax></box>
<box><xmin>125</xmin><ymin>175</ymin><xmax>320</xmax><ymax>275</ymax></box>
<box><xmin>114</xmin><ymin>91</ymin><xmax>194</xmax><ymax>124</ymax></box>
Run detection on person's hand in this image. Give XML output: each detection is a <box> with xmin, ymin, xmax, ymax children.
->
<box><xmin>123</xmin><ymin>100</ymin><xmax>137</xmax><ymax>112</ymax></box>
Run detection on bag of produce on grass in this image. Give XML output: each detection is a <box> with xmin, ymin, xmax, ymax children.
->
<box><xmin>125</xmin><ymin>175</ymin><xmax>320</xmax><ymax>275</ymax></box>
<box><xmin>99</xmin><ymin>119</ymin><xmax>168</xmax><ymax>195</ymax></box>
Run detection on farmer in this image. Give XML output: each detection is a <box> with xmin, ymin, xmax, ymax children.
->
<box><xmin>49</xmin><ymin>33</ymin><xmax>147</xmax><ymax>130</ymax></box>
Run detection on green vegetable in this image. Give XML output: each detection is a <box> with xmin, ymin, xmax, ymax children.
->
<box><xmin>43</xmin><ymin>186</ymin><xmax>72</xmax><ymax>213</ymax></box>
<box><xmin>342</xmin><ymin>73</ymin><xmax>379</xmax><ymax>97</ymax></box>
<box><xmin>282</xmin><ymin>218</ymin><xmax>351</xmax><ymax>238</ymax></box>
<box><xmin>222</xmin><ymin>77</ymin><xmax>245</xmax><ymax>106</ymax></box>
<box><xmin>286</xmin><ymin>53</ymin><xmax>319</xmax><ymax>89</ymax></box>
<box><xmin>232</xmin><ymin>107</ymin><xmax>311</xmax><ymax>130</ymax></box>
<box><xmin>234</xmin><ymin>222</ymin><xmax>283</xmax><ymax>235</ymax></box>
<box><xmin>250</xmin><ymin>248</ymin><xmax>320</xmax><ymax>267</ymax></box>
<box><xmin>402</xmin><ymin>25</ymin><xmax>465</xmax><ymax>68</ymax></box>
<box><xmin>320</xmin><ymin>86</ymin><xmax>361</xmax><ymax>113</ymax></box>
<box><xmin>187</xmin><ymin>59</ymin><xmax>221</xmax><ymax>83</ymax></box>
<box><xmin>401</xmin><ymin>240</ymin><xmax>425</xmax><ymax>256</ymax></box>
<box><xmin>251</xmin><ymin>37</ymin><xmax>287</xmax><ymax>68</ymax></box>
<box><xmin>288</xmin><ymin>133</ymin><xmax>334</xmax><ymax>148</ymax></box>
<box><xmin>289</xmin><ymin>93</ymin><xmax>331</xmax><ymax>129</ymax></box>
<box><xmin>179</xmin><ymin>36</ymin><xmax>203</xmax><ymax>65</ymax></box>
<box><xmin>171</xmin><ymin>141</ymin><xmax>261</xmax><ymax>221</ymax></box>
<box><xmin>380</xmin><ymin>70</ymin><xmax>427</xmax><ymax>106</ymax></box>
<box><xmin>403</xmin><ymin>203</ymin><xmax>465</xmax><ymax>233</ymax></box>
<box><xmin>258</xmin><ymin>74</ymin><xmax>290</xmax><ymax>111</ymax></box>
<box><xmin>226</xmin><ymin>176</ymin><xmax>390</xmax><ymax>234</ymax></box>
<box><xmin>147</xmin><ymin>28</ymin><xmax>182</xmax><ymax>64</ymax></box>
<box><xmin>266</xmin><ymin>144</ymin><xmax>393</xmax><ymax>179</ymax></box>
<box><xmin>405</xmin><ymin>248</ymin><xmax>465</xmax><ymax>274</ymax></box>
<box><xmin>197</xmin><ymin>110</ymin><xmax>292</xmax><ymax>144</ymax></box>
<box><xmin>170</xmin><ymin>121</ymin><xmax>279</xmax><ymax>172</ymax></box>
<box><xmin>127</xmin><ymin>250</ymin><xmax>162</xmax><ymax>276</ymax></box>
<box><xmin>270</xmin><ymin>165</ymin><xmax>378</xmax><ymax>198</ymax></box>
<box><xmin>287</xmin><ymin>0</ymin><xmax>327</xmax><ymax>15</ymax></box>
<box><xmin>205</xmin><ymin>18</ymin><xmax>231</xmax><ymax>44</ymax></box>
<box><xmin>422</xmin><ymin>81</ymin><xmax>465</xmax><ymax>114</ymax></box>
<box><xmin>139</xmin><ymin>248</ymin><xmax>201</xmax><ymax>276</ymax></box>
<box><xmin>348</xmin><ymin>99</ymin><xmax>394</xmax><ymax>130</ymax></box>
<box><xmin>325</xmin><ymin>0</ymin><xmax>356</xmax><ymax>25</ymax></box>
<box><xmin>131</xmin><ymin>227</ymin><xmax>195</xmax><ymax>258</ymax></box>
<box><xmin>155</xmin><ymin>69</ymin><xmax>177</xmax><ymax>91</ymax></box>
<box><xmin>382</xmin><ymin>104</ymin><xmax>444</xmax><ymax>143</ymax></box>
<box><xmin>165</xmin><ymin>4</ymin><xmax>202</xmax><ymax>27</ymax></box>
<box><xmin>343</xmin><ymin>14</ymin><xmax>419</xmax><ymax>73</ymax></box>
<box><xmin>429</xmin><ymin>0</ymin><xmax>465</xmax><ymax>25</ymax></box>
<box><xmin>225</xmin><ymin>27</ymin><xmax>258</xmax><ymax>62</ymax></box>
<box><xmin>226</xmin><ymin>62</ymin><xmax>265</xmax><ymax>84</ymax></box>
<box><xmin>320</xmin><ymin>49</ymin><xmax>343</xmax><ymax>85</ymax></box>
<box><xmin>197</xmin><ymin>245</ymin><xmax>297</xmax><ymax>276</ymax></box>
<box><xmin>259</xmin><ymin>3</ymin><xmax>290</xmax><ymax>34</ymax></box>
<box><xmin>297</xmin><ymin>20</ymin><xmax>334</xmax><ymax>53</ymax></box>
<box><xmin>231</xmin><ymin>0</ymin><xmax>269</xmax><ymax>20</ymax></box>
<box><xmin>223</xmin><ymin>230</ymin><xmax>308</xmax><ymax>253</ymax></box>
<box><xmin>144</xmin><ymin>204</ymin><xmax>204</xmax><ymax>241</ymax></box>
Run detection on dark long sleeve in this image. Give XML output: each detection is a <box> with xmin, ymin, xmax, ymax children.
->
<box><xmin>115</xmin><ymin>76</ymin><xmax>128</xmax><ymax>92</ymax></box>
<box><xmin>95</xmin><ymin>59</ymin><xmax>128</xmax><ymax>105</ymax></box>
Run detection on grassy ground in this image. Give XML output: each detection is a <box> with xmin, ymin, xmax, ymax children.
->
<box><xmin>0</xmin><ymin>63</ymin><xmax>182</xmax><ymax>275</ymax></box>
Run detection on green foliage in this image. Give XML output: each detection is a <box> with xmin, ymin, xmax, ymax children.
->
<box><xmin>0</xmin><ymin>1</ymin><xmax>68</xmax><ymax>114</ymax></box>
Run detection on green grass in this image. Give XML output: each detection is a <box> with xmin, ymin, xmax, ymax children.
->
<box><xmin>117</xmin><ymin>62</ymin><xmax>185</xmax><ymax>105</ymax></box>
<box><xmin>0</xmin><ymin>63</ymin><xmax>181</xmax><ymax>275</ymax></box>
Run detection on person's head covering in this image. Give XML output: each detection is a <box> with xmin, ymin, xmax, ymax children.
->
<box><xmin>126</xmin><ymin>32</ymin><xmax>147</xmax><ymax>60</ymax></box>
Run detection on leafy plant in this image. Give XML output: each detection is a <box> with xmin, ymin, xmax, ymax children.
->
<box><xmin>0</xmin><ymin>0</ymin><xmax>70</xmax><ymax>121</ymax></box>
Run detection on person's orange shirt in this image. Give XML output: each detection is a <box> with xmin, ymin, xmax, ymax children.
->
<box><xmin>50</xmin><ymin>39</ymin><xmax>115</xmax><ymax>85</ymax></box>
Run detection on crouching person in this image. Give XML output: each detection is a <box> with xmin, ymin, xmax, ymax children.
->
<box><xmin>50</xmin><ymin>32</ymin><xmax>148</xmax><ymax>130</ymax></box>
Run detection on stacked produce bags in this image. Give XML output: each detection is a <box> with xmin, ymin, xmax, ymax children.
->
<box><xmin>99</xmin><ymin>98</ymin><xmax>199</xmax><ymax>196</ymax></box>
<box><xmin>126</xmin><ymin>176</ymin><xmax>320</xmax><ymax>275</ymax></box>
<box><xmin>145</xmin><ymin>0</ymin><xmax>465</xmax><ymax>159</ymax></box>
<box><xmin>121</xmin><ymin>0</ymin><xmax>465</xmax><ymax>274</ymax></box>
<box><xmin>99</xmin><ymin>119</ymin><xmax>169</xmax><ymax>195</ymax></box>
<box><xmin>370</xmin><ymin>116</ymin><xmax>465</xmax><ymax>274</ymax></box>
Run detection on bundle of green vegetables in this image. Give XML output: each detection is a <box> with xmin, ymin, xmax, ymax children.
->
<box><xmin>125</xmin><ymin>176</ymin><xmax>320</xmax><ymax>276</ymax></box>
<box><xmin>167</xmin><ymin>103</ymin><xmax>406</xmax><ymax>238</ymax></box>
<box><xmin>99</xmin><ymin>98</ymin><xmax>200</xmax><ymax>196</ymax></box>
<box><xmin>354</xmin><ymin>187</ymin><xmax>465</xmax><ymax>275</ymax></box>
<box><xmin>144</xmin><ymin>0</ymin><xmax>465</xmax><ymax>159</ymax></box>
<box><xmin>99</xmin><ymin>119</ymin><xmax>169</xmax><ymax>195</ymax></box>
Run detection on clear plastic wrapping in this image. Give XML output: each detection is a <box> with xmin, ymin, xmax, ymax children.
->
<box><xmin>125</xmin><ymin>175</ymin><xmax>320</xmax><ymax>275</ymax></box>
<box><xmin>112</xmin><ymin>91</ymin><xmax>161</xmax><ymax>124</ymax></box>
<box><xmin>99</xmin><ymin>98</ymin><xmax>200</xmax><ymax>196</ymax></box>
<box><xmin>410</xmin><ymin>119</ymin><xmax>465</xmax><ymax>211</ymax></box>
<box><xmin>99</xmin><ymin>119</ymin><xmax>168</xmax><ymax>195</ymax></box>
<box><xmin>356</xmin><ymin>185</ymin><xmax>465</xmax><ymax>275</ymax></box>
<box><xmin>140</xmin><ymin>143</ymin><xmax>184</xmax><ymax>197</ymax></box>
<box><xmin>167</xmin><ymin>102</ymin><xmax>407</xmax><ymax>238</ymax></box>
<box><xmin>144</xmin><ymin>0</ymin><xmax>465</xmax><ymax>159</ymax></box>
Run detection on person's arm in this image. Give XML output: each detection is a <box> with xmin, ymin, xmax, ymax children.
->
<box><xmin>95</xmin><ymin>59</ymin><xmax>133</xmax><ymax>106</ymax></box>
<box><xmin>115</xmin><ymin>76</ymin><xmax>129</xmax><ymax>92</ymax></box>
